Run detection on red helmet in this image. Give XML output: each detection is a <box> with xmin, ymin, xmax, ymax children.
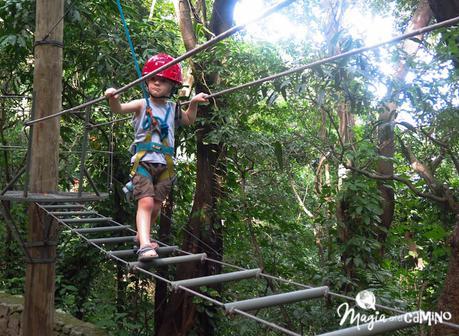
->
<box><xmin>142</xmin><ymin>53</ymin><xmax>183</xmax><ymax>85</ymax></box>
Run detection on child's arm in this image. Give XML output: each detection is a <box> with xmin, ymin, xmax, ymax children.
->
<box><xmin>181</xmin><ymin>93</ymin><xmax>208</xmax><ymax>126</ymax></box>
<box><xmin>105</xmin><ymin>88</ymin><xmax>143</xmax><ymax>115</ymax></box>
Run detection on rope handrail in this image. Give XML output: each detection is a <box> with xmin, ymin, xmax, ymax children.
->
<box><xmin>88</xmin><ymin>14</ymin><xmax>459</xmax><ymax>129</ymax></box>
<box><xmin>181</xmin><ymin>15</ymin><xmax>459</xmax><ymax>104</ymax></box>
<box><xmin>23</xmin><ymin>0</ymin><xmax>296</xmax><ymax>127</ymax></box>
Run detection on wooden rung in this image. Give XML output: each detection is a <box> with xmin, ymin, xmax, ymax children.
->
<box><xmin>88</xmin><ymin>236</ymin><xmax>136</xmax><ymax>244</ymax></box>
<box><xmin>171</xmin><ymin>268</ymin><xmax>261</xmax><ymax>289</ymax></box>
<box><xmin>73</xmin><ymin>225</ymin><xmax>130</xmax><ymax>234</ymax></box>
<box><xmin>224</xmin><ymin>286</ymin><xmax>329</xmax><ymax>313</ymax></box>
<box><xmin>63</xmin><ymin>217</ymin><xmax>112</xmax><ymax>224</ymax></box>
<box><xmin>316</xmin><ymin>311</ymin><xmax>420</xmax><ymax>336</ymax></box>
<box><xmin>108</xmin><ymin>246</ymin><xmax>178</xmax><ymax>258</ymax></box>
<box><xmin>128</xmin><ymin>253</ymin><xmax>207</xmax><ymax>270</ymax></box>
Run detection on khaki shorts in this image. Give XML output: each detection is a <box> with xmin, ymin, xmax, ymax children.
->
<box><xmin>132</xmin><ymin>162</ymin><xmax>173</xmax><ymax>201</ymax></box>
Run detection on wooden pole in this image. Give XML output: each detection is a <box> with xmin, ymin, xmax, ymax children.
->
<box><xmin>22</xmin><ymin>0</ymin><xmax>63</xmax><ymax>334</ymax></box>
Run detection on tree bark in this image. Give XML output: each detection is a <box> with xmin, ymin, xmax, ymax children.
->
<box><xmin>336</xmin><ymin>101</ymin><xmax>356</xmax><ymax>291</ymax></box>
<box><xmin>22</xmin><ymin>1</ymin><xmax>63</xmax><ymax>335</ymax></box>
<box><xmin>432</xmin><ymin>215</ymin><xmax>459</xmax><ymax>336</ymax></box>
<box><xmin>425</xmin><ymin>4</ymin><xmax>459</xmax><ymax>331</ymax></box>
<box><xmin>154</xmin><ymin>191</ymin><xmax>174</xmax><ymax>332</ymax></box>
<box><xmin>155</xmin><ymin>96</ymin><xmax>225</xmax><ymax>335</ymax></box>
<box><xmin>0</xmin><ymin>102</ymin><xmax>13</xmax><ymax>263</ymax></box>
<box><xmin>428</xmin><ymin>0</ymin><xmax>459</xmax><ymax>21</ymax></box>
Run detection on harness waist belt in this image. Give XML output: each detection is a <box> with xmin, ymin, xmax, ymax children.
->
<box><xmin>133</xmin><ymin>142</ymin><xmax>174</xmax><ymax>156</ymax></box>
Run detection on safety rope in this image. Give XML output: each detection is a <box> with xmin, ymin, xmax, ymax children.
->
<box><xmin>114</xmin><ymin>0</ymin><xmax>151</xmax><ymax>108</ymax></box>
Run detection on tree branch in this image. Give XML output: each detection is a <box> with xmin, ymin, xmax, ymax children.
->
<box><xmin>343</xmin><ymin>163</ymin><xmax>446</xmax><ymax>203</ymax></box>
<box><xmin>290</xmin><ymin>178</ymin><xmax>314</xmax><ymax>218</ymax></box>
<box><xmin>397</xmin><ymin>134</ymin><xmax>440</xmax><ymax>192</ymax></box>
<box><xmin>174</xmin><ymin>0</ymin><xmax>198</xmax><ymax>51</ymax></box>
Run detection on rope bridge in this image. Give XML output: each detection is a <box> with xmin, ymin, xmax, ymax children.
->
<box><xmin>18</xmin><ymin>201</ymin><xmax>453</xmax><ymax>336</ymax></box>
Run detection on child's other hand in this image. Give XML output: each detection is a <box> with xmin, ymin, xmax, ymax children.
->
<box><xmin>191</xmin><ymin>92</ymin><xmax>209</xmax><ymax>104</ymax></box>
<box><xmin>105</xmin><ymin>88</ymin><xmax>118</xmax><ymax>100</ymax></box>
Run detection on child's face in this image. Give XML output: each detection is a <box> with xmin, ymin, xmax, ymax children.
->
<box><xmin>146</xmin><ymin>76</ymin><xmax>174</xmax><ymax>98</ymax></box>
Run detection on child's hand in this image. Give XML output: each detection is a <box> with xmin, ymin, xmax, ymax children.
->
<box><xmin>191</xmin><ymin>92</ymin><xmax>209</xmax><ymax>104</ymax></box>
<box><xmin>105</xmin><ymin>88</ymin><xmax>118</xmax><ymax>100</ymax></box>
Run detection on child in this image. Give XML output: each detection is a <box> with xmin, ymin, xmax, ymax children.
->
<box><xmin>105</xmin><ymin>53</ymin><xmax>208</xmax><ymax>261</ymax></box>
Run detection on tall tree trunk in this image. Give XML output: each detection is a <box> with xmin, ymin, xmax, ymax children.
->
<box><xmin>112</xmin><ymin>150</ymin><xmax>130</xmax><ymax>316</ymax></box>
<box><xmin>398</xmin><ymin>137</ymin><xmax>459</xmax><ymax>335</ymax></box>
<box><xmin>376</xmin><ymin>0</ymin><xmax>432</xmax><ymax>253</ymax></box>
<box><xmin>427</xmin><ymin>2</ymin><xmax>459</xmax><ymax>333</ymax></box>
<box><xmin>336</xmin><ymin>100</ymin><xmax>356</xmax><ymax>291</ymax></box>
<box><xmin>428</xmin><ymin>0</ymin><xmax>459</xmax><ymax>22</ymax></box>
<box><xmin>154</xmin><ymin>191</ymin><xmax>174</xmax><ymax>331</ymax></box>
<box><xmin>22</xmin><ymin>0</ymin><xmax>63</xmax><ymax>335</ymax></box>
<box><xmin>432</xmin><ymin>214</ymin><xmax>459</xmax><ymax>336</ymax></box>
<box><xmin>321</xmin><ymin>0</ymin><xmax>358</xmax><ymax>290</ymax></box>
<box><xmin>0</xmin><ymin>101</ymin><xmax>13</xmax><ymax>263</ymax></box>
<box><xmin>155</xmin><ymin>1</ymin><xmax>236</xmax><ymax>335</ymax></box>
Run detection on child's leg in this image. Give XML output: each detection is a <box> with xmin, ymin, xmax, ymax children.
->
<box><xmin>136</xmin><ymin>196</ymin><xmax>156</xmax><ymax>250</ymax></box>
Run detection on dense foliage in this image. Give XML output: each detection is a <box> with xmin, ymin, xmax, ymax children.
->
<box><xmin>1</xmin><ymin>0</ymin><xmax>458</xmax><ymax>335</ymax></box>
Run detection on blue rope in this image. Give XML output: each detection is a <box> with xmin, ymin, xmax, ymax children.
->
<box><xmin>115</xmin><ymin>0</ymin><xmax>151</xmax><ymax>108</ymax></box>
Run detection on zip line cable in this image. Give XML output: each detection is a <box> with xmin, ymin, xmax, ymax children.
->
<box><xmin>24</xmin><ymin>0</ymin><xmax>296</xmax><ymax>126</ymax></box>
<box><xmin>88</xmin><ymin>14</ymin><xmax>459</xmax><ymax>129</ymax></box>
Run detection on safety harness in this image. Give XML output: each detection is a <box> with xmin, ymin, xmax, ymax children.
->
<box><xmin>123</xmin><ymin>102</ymin><xmax>176</xmax><ymax>201</ymax></box>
